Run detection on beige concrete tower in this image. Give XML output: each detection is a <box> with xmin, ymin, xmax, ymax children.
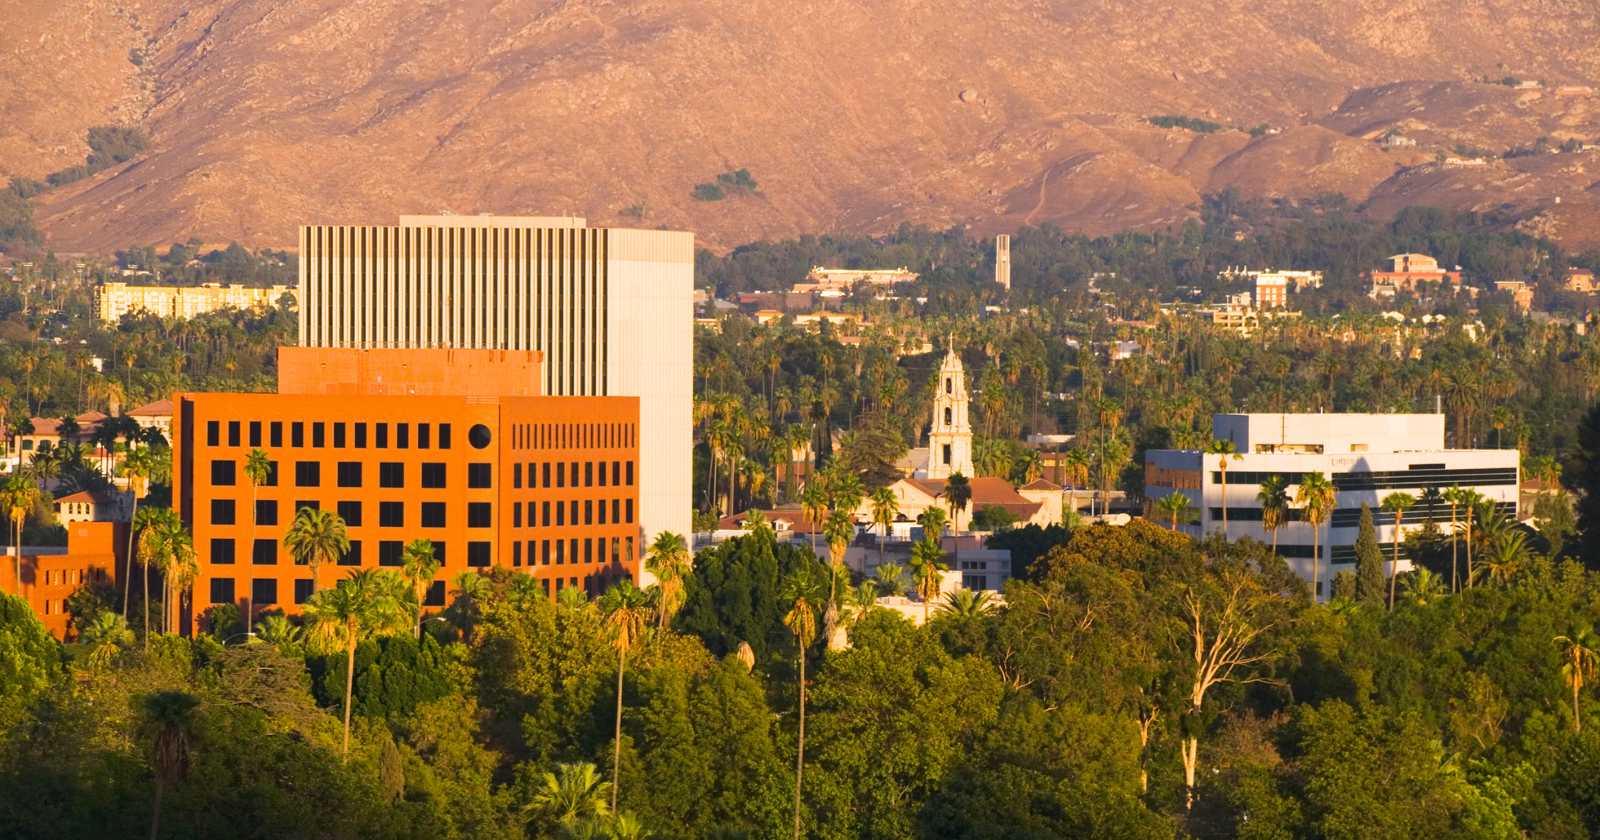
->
<box><xmin>926</xmin><ymin>343</ymin><xmax>974</xmax><ymax>479</ymax></box>
<box><xmin>994</xmin><ymin>234</ymin><xmax>1011</xmax><ymax>291</ymax></box>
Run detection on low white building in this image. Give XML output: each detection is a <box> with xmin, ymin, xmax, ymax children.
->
<box><xmin>1145</xmin><ymin>413</ymin><xmax>1518</xmax><ymax>599</ymax></box>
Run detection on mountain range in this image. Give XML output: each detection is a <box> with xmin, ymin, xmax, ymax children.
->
<box><xmin>6</xmin><ymin>0</ymin><xmax>1600</xmax><ymax>253</ymax></box>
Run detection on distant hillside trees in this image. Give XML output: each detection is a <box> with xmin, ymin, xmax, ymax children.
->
<box><xmin>1147</xmin><ymin>114</ymin><xmax>1224</xmax><ymax>133</ymax></box>
<box><xmin>692</xmin><ymin>168</ymin><xmax>759</xmax><ymax>201</ymax></box>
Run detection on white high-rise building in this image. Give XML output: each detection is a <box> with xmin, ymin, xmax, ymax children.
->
<box><xmin>1144</xmin><ymin>413</ymin><xmax>1518</xmax><ymax>599</ymax></box>
<box><xmin>295</xmin><ymin>214</ymin><xmax>693</xmax><ymax>550</ymax></box>
<box><xmin>924</xmin><ymin>345</ymin><xmax>974</xmax><ymax>479</ymax></box>
<box><xmin>994</xmin><ymin>235</ymin><xmax>1011</xmax><ymax>291</ymax></box>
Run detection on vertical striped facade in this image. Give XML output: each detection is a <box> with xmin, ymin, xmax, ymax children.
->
<box><xmin>299</xmin><ymin>223</ymin><xmax>610</xmax><ymax>397</ymax></box>
<box><xmin>296</xmin><ymin>216</ymin><xmax>695</xmax><ymax>554</ymax></box>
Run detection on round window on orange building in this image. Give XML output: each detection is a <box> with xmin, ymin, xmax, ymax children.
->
<box><xmin>469</xmin><ymin>424</ymin><xmax>492</xmax><ymax>449</ymax></box>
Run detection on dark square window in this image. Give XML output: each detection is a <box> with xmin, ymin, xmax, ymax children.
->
<box><xmin>249</xmin><ymin>421</ymin><xmax>262</xmax><ymax>447</ymax></box>
<box><xmin>210</xmin><ymin>538</ymin><xmax>235</xmax><ymax>565</ymax></box>
<box><xmin>439</xmin><ymin>423</ymin><xmax>452</xmax><ymax>449</ymax></box>
<box><xmin>585</xmin><ymin>462</ymin><xmax>593</xmax><ymax>487</ymax></box>
<box><xmin>626</xmin><ymin>462</ymin><xmax>634</xmax><ymax>486</ymax></box>
<box><xmin>421</xmin><ymin>502</ymin><xmax>445</xmax><ymax>528</ymax></box>
<box><xmin>421</xmin><ymin>463</ymin><xmax>446</xmax><ymax>488</ymax></box>
<box><xmin>528</xmin><ymin>501</ymin><xmax>537</xmax><ymax>527</ymax></box>
<box><xmin>375</xmin><ymin>423</ymin><xmax>389</xmax><ymax>449</ymax></box>
<box><xmin>396</xmin><ymin>423</ymin><xmax>409</xmax><ymax>449</ymax></box>
<box><xmin>513</xmin><ymin>541</ymin><xmax>522</xmax><ymax>566</ymax></box>
<box><xmin>295</xmin><ymin>500</ymin><xmax>319</xmax><ymax>514</ymax></box>
<box><xmin>513</xmin><ymin>503</ymin><xmax>522</xmax><ymax>527</ymax></box>
<box><xmin>210</xmin><ymin>499</ymin><xmax>236</xmax><ymax>526</ymax></box>
<box><xmin>291</xmin><ymin>422</ymin><xmax>304</xmax><ymax>447</ymax></box>
<box><xmin>269</xmin><ymin>421</ymin><xmax>283</xmax><ymax>447</ymax></box>
<box><xmin>251</xmin><ymin>578</ymin><xmax>277</xmax><ymax>608</ymax></box>
<box><xmin>543</xmin><ymin>463</ymin><xmax>551</xmax><ymax>487</ymax></box>
<box><xmin>295</xmin><ymin>461</ymin><xmax>320</xmax><ymax>487</ymax></box>
<box><xmin>543</xmin><ymin>501</ymin><xmax>551</xmax><ymax>526</ymax></box>
<box><xmin>555</xmin><ymin>502</ymin><xmax>565</xmax><ymax>527</ymax></box>
<box><xmin>555</xmin><ymin>540</ymin><xmax>565</xmax><ymax>565</ymax></box>
<box><xmin>354</xmin><ymin>423</ymin><xmax>367</xmax><ymax>448</ymax></box>
<box><xmin>341</xmin><ymin>540</ymin><xmax>362</xmax><ymax>566</ymax></box>
<box><xmin>598</xmin><ymin>500</ymin><xmax>607</xmax><ymax>525</ymax></box>
<box><xmin>468</xmin><ymin>541</ymin><xmax>491</xmax><ymax>568</ymax></box>
<box><xmin>259</xmin><ymin>460</ymin><xmax>279</xmax><ymax>487</ymax></box>
<box><xmin>379</xmin><ymin>462</ymin><xmax>404</xmax><ymax>488</ymax></box>
<box><xmin>227</xmin><ymin>421</ymin><xmax>241</xmax><ymax>447</ymax></box>
<box><xmin>626</xmin><ymin>499</ymin><xmax>634</xmax><ymax>524</ymax></box>
<box><xmin>425</xmin><ymin>580</ymin><xmax>445</xmax><ymax>606</ymax></box>
<box><xmin>380</xmin><ymin>501</ymin><xmax>404</xmax><ymax>527</ymax></box>
<box><xmin>379</xmin><ymin>540</ymin><xmax>403</xmax><ymax>566</ymax></box>
<box><xmin>337</xmin><ymin>500</ymin><xmax>362</xmax><ymax>527</ymax></box>
<box><xmin>542</xmin><ymin>541</ymin><xmax>551</xmax><ymax>565</ymax></box>
<box><xmin>555</xmin><ymin>462</ymin><xmax>565</xmax><ymax>488</ymax></box>
<box><xmin>598</xmin><ymin>463</ymin><xmax>607</xmax><ymax>487</ymax></box>
<box><xmin>255</xmin><ymin>499</ymin><xmax>278</xmax><ymax>526</ymax></box>
<box><xmin>432</xmin><ymin>542</ymin><xmax>445</xmax><ymax>564</ymax></box>
<box><xmin>206</xmin><ymin>420</ymin><xmax>220</xmax><ymax>446</ymax></box>
<box><xmin>468</xmin><ymin>502</ymin><xmax>492</xmax><ymax>528</ymax></box>
<box><xmin>294</xmin><ymin>579</ymin><xmax>314</xmax><ymax>604</ymax></box>
<box><xmin>418</xmin><ymin>423</ymin><xmax>431</xmax><ymax>449</ymax></box>
<box><xmin>337</xmin><ymin>461</ymin><xmax>362</xmax><ymax>488</ymax></box>
<box><xmin>252</xmin><ymin>539</ymin><xmax>276</xmax><ymax>565</ymax></box>
<box><xmin>612</xmin><ymin>461</ymin><xmax>621</xmax><ymax>486</ymax></box>
<box><xmin>209</xmin><ymin>577</ymin><xmax>234</xmax><ymax>605</ymax></box>
<box><xmin>312</xmin><ymin>422</ymin><xmax>326</xmax><ymax>448</ymax></box>
<box><xmin>513</xmin><ymin>463</ymin><xmax>522</xmax><ymax>489</ymax></box>
<box><xmin>611</xmin><ymin>499</ymin><xmax>619</xmax><ymax>524</ymax></box>
<box><xmin>333</xmin><ymin>423</ymin><xmax>346</xmax><ymax>448</ymax></box>
<box><xmin>468</xmin><ymin>463</ymin><xmax>492</xmax><ymax>489</ymax></box>
<box><xmin>211</xmin><ymin>459</ymin><xmax>236</xmax><ymax>485</ymax></box>
<box><xmin>584</xmin><ymin>500</ymin><xmax>593</xmax><ymax>525</ymax></box>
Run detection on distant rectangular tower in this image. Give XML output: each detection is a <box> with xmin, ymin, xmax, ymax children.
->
<box><xmin>994</xmin><ymin>234</ymin><xmax>1011</xmax><ymax>291</ymax></box>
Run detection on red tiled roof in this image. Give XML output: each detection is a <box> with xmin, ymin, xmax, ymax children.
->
<box><xmin>1020</xmin><ymin>478</ymin><xmax>1063</xmax><ymax>491</ymax></box>
<box><xmin>128</xmin><ymin>399</ymin><xmax>173</xmax><ymax>417</ymax></box>
<box><xmin>718</xmin><ymin>506</ymin><xmax>825</xmax><ymax>533</ymax></box>
<box><xmin>906</xmin><ymin>476</ymin><xmax>1044</xmax><ymax>519</ymax></box>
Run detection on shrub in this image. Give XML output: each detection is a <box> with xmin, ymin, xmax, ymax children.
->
<box><xmin>1147</xmin><ymin>114</ymin><xmax>1224</xmax><ymax>133</ymax></box>
<box><xmin>691</xmin><ymin>183</ymin><xmax>725</xmax><ymax>202</ymax></box>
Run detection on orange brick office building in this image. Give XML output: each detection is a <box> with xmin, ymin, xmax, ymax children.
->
<box><xmin>0</xmin><ymin>521</ymin><xmax>125</xmax><ymax>640</ymax></box>
<box><xmin>172</xmin><ymin>347</ymin><xmax>640</xmax><ymax>629</ymax></box>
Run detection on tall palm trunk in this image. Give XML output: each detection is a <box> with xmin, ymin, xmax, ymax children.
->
<box><xmin>612</xmin><ymin>648</ymin><xmax>627</xmax><ymax>812</ymax></box>
<box><xmin>143</xmin><ymin>551</ymin><xmax>151</xmax><ymax>649</ymax></box>
<box><xmin>148</xmin><ymin>777</ymin><xmax>164</xmax><ymax>840</ymax></box>
<box><xmin>1465</xmin><ymin>510</ymin><xmax>1475</xmax><ymax>589</ymax></box>
<box><xmin>1270</xmin><ymin>526</ymin><xmax>1279</xmax><ymax>557</ymax></box>
<box><xmin>1573</xmin><ymin>668</ymin><xmax>1583</xmax><ymax>733</ymax></box>
<box><xmin>341</xmin><ymin>627</ymin><xmax>357</xmax><ymax>761</ymax></box>
<box><xmin>1388</xmin><ymin>510</ymin><xmax>1404</xmax><ymax>610</ymax></box>
<box><xmin>1311</xmin><ymin>525</ymin><xmax>1321</xmax><ymax>601</ymax></box>
<box><xmin>11</xmin><ymin>521</ymin><xmax>21</xmax><ymax>598</ymax></box>
<box><xmin>793</xmin><ymin>650</ymin><xmax>807</xmax><ymax>840</ymax></box>
<box><xmin>1449</xmin><ymin>505</ymin><xmax>1459</xmax><ymax>592</ymax></box>
<box><xmin>1218</xmin><ymin>466</ymin><xmax>1228</xmax><ymax>536</ymax></box>
<box><xmin>123</xmin><ymin>494</ymin><xmax>139</xmax><ymax>618</ymax></box>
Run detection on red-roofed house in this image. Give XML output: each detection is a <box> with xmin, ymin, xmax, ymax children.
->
<box><xmin>53</xmin><ymin>489</ymin><xmax>128</xmax><ymax>524</ymax></box>
<box><xmin>128</xmin><ymin>399</ymin><xmax>174</xmax><ymax>440</ymax></box>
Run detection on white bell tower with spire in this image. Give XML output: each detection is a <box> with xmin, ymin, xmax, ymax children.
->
<box><xmin>926</xmin><ymin>340</ymin><xmax>974</xmax><ymax>479</ymax></box>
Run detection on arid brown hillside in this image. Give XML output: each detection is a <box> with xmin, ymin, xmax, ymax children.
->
<box><xmin>6</xmin><ymin>0</ymin><xmax>1600</xmax><ymax>253</ymax></box>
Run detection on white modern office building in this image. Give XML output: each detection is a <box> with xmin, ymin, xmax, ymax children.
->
<box><xmin>1145</xmin><ymin>413</ymin><xmax>1518</xmax><ymax>598</ymax></box>
<box><xmin>296</xmin><ymin>214</ymin><xmax>693</xmax><ymax>548</ymax></box>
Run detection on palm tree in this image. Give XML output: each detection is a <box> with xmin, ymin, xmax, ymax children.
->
<box><xmin>1155</xmin><ymin>491</ymin><xmax>1194</xmax><ymax>531</ymax></box>
<box><xmin>1063</xmin><ymin>448</ymin><xmax>1092</xmax><ymax>516</ymax></box>
<box><xmin>874</xmin><ymin>562</ymin><xmax>905</xmax><ymax>596</ymax></box>
<box><xmin>121</xmin><ymin>445</ymin><xmax>161</xmax><ymax>619</ymax></box>
<box><xmin>940</xmin><ymin>588</ymin><xmax>994</xmax><ymax>617</ymax></box>
<box><xmin>1400</xmin><ymin>568</ymin><xmax>1445</xmax><ymax>607</ymax></box>
<box><xmin>304</xmin><ymin>568</ymin><xmax>408</xmax><ymax>759</ymax></box>
<box><xmin>242</xmin><ymin>448</ymin><xmax>272</xmax><ymax>633</ymax></box>
<box><xmin>945</xmin><ymin>472</ymin><xmax>972</xmax><ymax>534</ymax></box>
<box><xmin>1482</xmin><ymin>532</ymin><xmax>1529</xmax><ymax>587</ymax></box>
<box><xmin>283</xmin><ymin>506</ymin><xmax>349</xmax><ymax>592</ymax></box>
<box><xmin>1257</xmin><ymin>476</ymin><xmax>1289</xmax><ymax>557</ymax></box>
<box><xmin>80</xmin><ymin>611</ymin><xmax>134</xmax><ymax>668</ymax></box>
<box><xmin>782</xmin><ymin>571</ymin><xmax>822</xmax><ymax>840</ymax></box>
<box><xmin>909</xmin><ymin>537</ymin><xmax>948</xmax><ymax>624</ymax></box>
<box><xmin>1555</xmin><ymin>622</ymin><xmax>1600</xmax><ymax>732</ymax></box>
<box><xmin>1442</xmin><ymin>486</ymin><xmax>1465</xmax><ymax>592</ymax></box>
<box><xmin>527</xmin><ymin>762</ymin><xmax>612</xmax><ymax>834</ymax></box>
<box><xmin>598</xmin><ymin>580</ymin><xmax>651</xmax><ymax>813</ymax></box>
<box><xmin>1380</xmin><ymin>492</ymin><xmax>1416</xmax><ymax>611</ymax></box>
<box><xmin>1204</xmin><ymin>439</ymin><xmax>1242</xmax><ymax>535</ymax></box>
<box><xmin>645</xmin><ymin>532</ymin><xmax>692</xmax><ymax>630</ymax></box>
<box><xmin>139</xmin><ymin>690</ymin><xmax>200</xmax><ymax>840</ymax></box>
<box><xmin>799</xmin><ymin>482</ymin><xmax>827</xmax><ymax>558</ymax></box>
<box><xmin>868</xmin><ymin>486</ymin><xmax>898</xmax><ymax>567</ymax></box>
<box><xmin>1458</xmin><ymin>488</ymin><xmax>1486</xmax><ymax>588</ymax></box>
<box><xmin>1295</xmin><ymin>472</ymin><xmax>1335</xmax><ymax>599</ymax></box>
<box><xmin>1</xmin><ymin>473</ymin><xmax>39</xmax><ymax>597</ymax></box>
<box><xmin>400</xmin><ymin>538</ymin><xmax>440</xmax><ymax>638</ymax></box>
<box><xmin>255</xmin><ymin>613</ymin><xmax>302</xmax><ymax>652</ymax></box>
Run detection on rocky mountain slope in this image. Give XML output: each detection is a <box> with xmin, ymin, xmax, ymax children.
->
<box><xmin>6</xmin><ymin>0</ymin><xmax>1600</xmax><ymax>253</ymax></box>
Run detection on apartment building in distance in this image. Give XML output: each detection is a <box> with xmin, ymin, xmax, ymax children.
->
<box><xmin>96</xmin><ymin>282</ymin><xmax>297</xmax><ymax>323</ymax></box>
<box><xmin>172</xmin><ymin>347</ymin><xmax>640</xmax><ymax>629</ymax></box>
<box><xmin>789</xmin><ymin>265</ymin><xmax>917</xmax><ymax>294</ymax></box>
<box><xmin>0</xmin><ymin>521</ymin><xmax>125</xmax><ymax>640</ymax></box>
<box><xmin>1144</xmin><ymin>413</ymin><xmax>1518</xmax><ymax>599</ymax></box>
<box><xmin>1367</xmin><ymin>253</ymin><xmax>1462</xmax><ymax>299</ymax></box>
<box><xmin>295</xmin><ymin>215</ymin><xmax>692</xmax><ymax>544</ymax></box>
